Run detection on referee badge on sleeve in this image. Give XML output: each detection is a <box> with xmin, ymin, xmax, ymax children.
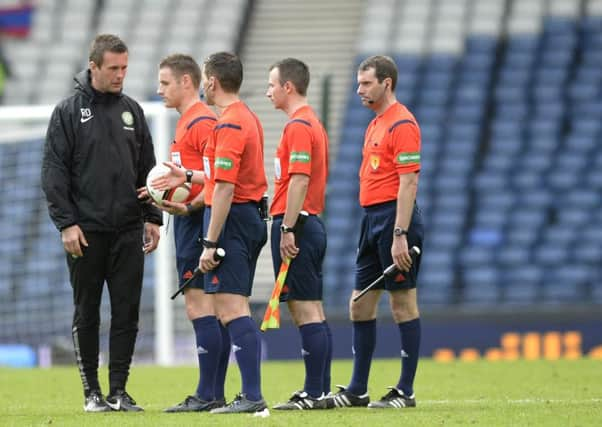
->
<box><xmin>274</xmin><ymin>158</ymin><xmax>281</xmax><ymax>180</ymax></box>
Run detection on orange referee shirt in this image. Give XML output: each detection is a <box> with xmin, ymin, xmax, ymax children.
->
<box><xmin>203</xmin><ymin>101</ymin><xmax>267</xmax><ymax>205</ymax></box>
<box><xmin>170</xmin><ymin>102</ymin><xmax>216</xmax><ymax>202</ymax></box>
<box><xmin>270</xmin><ymin>105</ymin><xmax>329</xmax><ymax>216</ymax></box>
<box><xmin>359</xmin><ymin>102</ymin><xmax>421</xmax><ymax>207</ymax></box>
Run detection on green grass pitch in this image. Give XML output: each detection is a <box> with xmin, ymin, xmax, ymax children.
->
<box><xmin>1</xmin><ymin>358</ymin><xmax>601</xmax><ymax>426</ymax></box>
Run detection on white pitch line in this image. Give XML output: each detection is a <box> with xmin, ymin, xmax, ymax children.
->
<box><xmin>421</xmin><ymin>398</ymin><xmax>602</xmax><ymax>405</ymax></box>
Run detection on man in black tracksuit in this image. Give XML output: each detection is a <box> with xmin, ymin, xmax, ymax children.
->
<box><xmin>41</xmin><ymin>34</ymin><xmax>162</xmax><ymax>413</ymax></box>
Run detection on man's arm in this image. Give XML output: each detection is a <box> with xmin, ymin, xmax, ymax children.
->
<box><xmin>158</xmin><ymin>189</ymin><xmax>205</xmax><ymax>216</ymax></box>
<box><xmin>41</xmin><ymin>106</ymin><xmax>90</xmax><ymax>256</ymax></box>
<box><xmin>280</xmin><ymin>173</ymin><xmax>309</xmax><ymax>259</ymax></box>
<box><xmin>199</xmin><ymin>181</ymin><xmax>233</xmax><ymax>272</ymax></box>
<box><xmin>42</xmin><ymin>106</ymin><xmax>77</xmax><ymax>230</ymax></box>
<box><xmin>391</xmin><ymin>172</ymin><xmax>419</xmax><ymax>271</ymax></box>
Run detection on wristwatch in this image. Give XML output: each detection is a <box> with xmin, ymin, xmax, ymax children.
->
<box><xmin>202</xmin><ymin>238</ymin><xmax>218</xmax><ymax>249</ymax></box>
<box><xmin>185</xmin><ymin>169</ymin><xmax>194</xmax><ymax>183</ymax></box>
<box><xmin>280</xmin><ymin>224</ymin><xmax>295</xmax><ymax>233</ymax></box>
<box><xmin>393</xmin><ymin>227</ymin><xmax>408</xmax><ymax>237</ymax></box>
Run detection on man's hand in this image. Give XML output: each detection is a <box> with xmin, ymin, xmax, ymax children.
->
<box><xmin>137</xmin><ymin>186</ymin><xmax>151</xmax><ymax>202</ymax></box>
<box><xmin>143</xmin><ymin>222</ymin><xmax>161</xmax><ymax>254</ymax></box>
<box><xmin>280</xmin><ymin>231</ymin><xmax>299</xmax><ymax>260</ymax></box>
<box><xmin>199</xmin><ymin>247</ymin><xmax>221</xmax><ymax>273</ymax></box>
<box><xmin>151</xmin><ymin>162</ymin><xmax>186</xmax><ymax>191</ymax></box>
<box><xmin>156</xmin><ymin>199</ymin><xmax>189</xmax><ymax>216</ymax></box>
<box><xmin>61</xmin><ymin>225</ymin><xmax>88</xmax><ymax>257</ymax></box>
<box><xmin>392</xmin><ymin>235</ymin><xmax>412</xmax><ymax>272</ymax></box>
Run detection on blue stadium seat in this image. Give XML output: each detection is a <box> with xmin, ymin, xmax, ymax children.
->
<box><xmin>506</xmin><ymin>35</ymin><xmax>539</xmax><ymax>52</ymax></box>
<box><xmin>505</xmin><ymin>227</ymin><xmax>539</xmax><ymax>247</ymax></box>
<box><xmin>473</xmin><ymin>171</ymin><xmax>508</xmax><ymax>191</ymax></box>
<box><xmin>541</xmin><ymin>266</ymin><xmax>590</xmax><ymax>303</ymax></box>
<box><xmin>462</xmin><ymin>281</ymin><xmax>500</xmax><ymax>305</ymax></box>
<box><xmin>547</xmin><ymin>169</ymin><xmax>580</xmax><ymax>190</ymax></box>
<box><xmin>579</xmin><ymin>225</ymin><xmax>602</xmax><ymax>247</ymax></box>
<box><xmin>434</xmin><ymin>174</ymin><xmax>469</xmax><ymax>192</ymax></box>
<box><xmin>474</xmin><ymin>210</ymin><xmax>507</xmax><ymax>228</ymax></box>
<box><xmin>482</xmin><ymin>153</ymin><xmax>513</xmax><ymax>172</ymax></box>
<box><xmin>518</xmin><ymin>188</ymin><xmax>552</xmax><ymax>208</ymax></box>
<box><xmin>573</xmin><ymin>117</ymin><xmax>601</xmax><ymax>136</ymax></box>
<box><xmin>498</xmin><ymin>67</ymin><xmax>531</xmax><ymax>86</ymax></box>
<box><xmin>458</xmin><ymin>246</ymin><xmax>494</xmax><ymax>268</ymax></box>
<box><xmin>465</xmin><ymin>36</ymin><xmax>498</xmax><ymax>54</ymax></box>
<box><xmin>541</xmin><ymin>225</ymin><xmax>575</xmax><ymax>246</ymax></box>
<box><xmin>518</xmin><ymin>150</ymin><xmax>553</xmax><ymax>173</ymax></box>
<box><xmin>503</xmin><ymin>265</ymin><xmax>542</xmax><ymax>304</ymax></box>
<box><xmin>534</xmin><ymin>245</ymin><xmax>569</xmax><ymax>266</ymax></box>
<box><xmin>564</xmin><ymin>134</ymin><xmax>597</xmax><ymax>152</ymax></box>
<box><xmin>503</xmin><ymin>282</ymin><xmax>539</xmax><ymax>305</ymax></box>
<box><xmin>587</xmin><ymin>170</ymin><xmax>602</xmax><ymax>189</ymax></box>
<box><xmin>509</xmin><ymin>208</ymin><xmax>546</xmax><ymax>229</ymax></box>
<box><xmin>469</xmin><ymin>228</ymin><xmax>503</xmax><ymax>247</ymax></box>
<box><xmin>430</xmin><ymin>210</ymin><xmax>466</xmax><ymax>229</ymax></box>
<box><xmin>428</xmin><ymin>230</ymin><xmax>463</xmax><ymax>249</ymax></box>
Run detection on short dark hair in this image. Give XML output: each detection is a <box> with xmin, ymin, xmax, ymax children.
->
<box><xmin>269</xmin><ymin>58</ymin><xmax>310</xmax><ymax>96</ymax></box>
<box><xmin>89</xmin><ymin>34</ymin><xmax>128</xmax><ymax>67</ymax></box>
<box><xmin>159</xmin><ymin>54</ymin><xmax>202</xmax><ymax>89</ymax></box>
<box><xmin>358</xmin><ymin>55</ymin><xmax>398</xmax><ymax>91</ymax></box>
<box><xmin>203</xmin><ymin>52</ymin><xmax>243</xmax><ymax>93</ymax></box>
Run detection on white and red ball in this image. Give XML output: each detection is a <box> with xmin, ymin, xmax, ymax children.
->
<box><xmin>145</xmin><ymin>164</ymin><xmax>191</xmax><ymax>206</ymax></box>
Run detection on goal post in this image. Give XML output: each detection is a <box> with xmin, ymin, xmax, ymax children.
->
<box><xmin>0</xmin><ymin>102</ymin><xmax>178</xmax><ymax>366</ymax></box>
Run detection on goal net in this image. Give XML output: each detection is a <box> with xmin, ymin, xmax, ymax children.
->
<box><xmin>0</xmin><ymin>103</ymin><xmax>274</xmax><ymax>366</ymax></box>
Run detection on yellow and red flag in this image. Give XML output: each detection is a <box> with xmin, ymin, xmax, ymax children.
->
<box><xmin>260</xmin><ymin>257</ymin><xmax>291</xmax><ymax>331</ymax></box>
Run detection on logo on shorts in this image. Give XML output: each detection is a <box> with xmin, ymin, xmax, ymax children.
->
<box><xmin>211</xmin><ymin>275</ymin><xmax>219</xmax><ymax>285</ymax></box>
<box><xmin>370</xmin><ymin>154</ymin><xmax>380</xmax><ymax>170</ymax></box>
<box><xmin>183</xmin><ymin>270</ymin><xmax>194</xmax><ymax>279</ymax></box>
<box><xmin>394</xmin><ymin>273</ymin><xmax>405</xmax><ymax>282</ymax></box>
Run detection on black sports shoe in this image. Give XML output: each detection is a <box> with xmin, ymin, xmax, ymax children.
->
<box><xmin>368</xmin><ymin>387</ymin><xmax>416</xmax><ymax>408</ymax></box>
<box><xmin>106</xmin><ymin>389</ymin><xmax>144</xmax><ymax>412</ymax></box>
<box><xmin>84</xmin><ymin>390</ymin><xmax>112</xmax><ymax>412</ymax></box>
<box><xmin>210</xmin><ymin>393</ymin><xmax>269</xmax><ymax>415</ymax></box>
<box><xmin>164</xmin><ymin>395</ymin><xmax>224</xmax><ymax>413</ymax></box>
<box><xmin>326</xmin><ymin>385</ymin><xmax>369</xmax><ymax>408</ymax></box>
<box><xmin>273</xmin><ymin>391</ymin><xmax>329</xmax><ymax>410</ymax></box>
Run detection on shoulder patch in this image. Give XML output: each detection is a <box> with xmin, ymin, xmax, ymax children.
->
<box><xmin>215</xmin><ymin>123</ymin><xmax>242</xmax><ymax>131</ymax></box>
<box><xmin>388</xmin><ymin>119</ymin><xmax>415</xmax><ymax>133</ymax></box>
<box><xmin>187</xmin><ymin>116</ymin><xmax>217</xmax><ymax>130</ymax></box>
<box><xmin>286</xmin><ymin>118</ymin><xmax>312</xmax><ymax>128</ymax></box>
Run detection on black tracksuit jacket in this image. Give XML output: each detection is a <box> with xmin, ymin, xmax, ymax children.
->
<box><xmin>42</xmin><ymin>70</ymin><xmax>162</xmax><ymax>232</ymax></box>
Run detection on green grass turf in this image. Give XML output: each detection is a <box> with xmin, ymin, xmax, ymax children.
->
<box><xmin>1</xmin><ymin>358</ymin><xmax>601</xmax><ymax>426</ymax></box>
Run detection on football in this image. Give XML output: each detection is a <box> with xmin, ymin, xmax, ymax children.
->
<box><xmin>145</xmin><ymin>164</ymin><xmax>191</xmax><ymax>206</ymax></box>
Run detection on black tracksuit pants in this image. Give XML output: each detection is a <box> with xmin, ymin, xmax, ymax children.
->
<box><xmin>66</xmin><ymin>228</ymin><xmax>144</xmax><ymax>396</ymax></box>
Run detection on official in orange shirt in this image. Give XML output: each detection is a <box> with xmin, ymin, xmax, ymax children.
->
<box><xmin>199</xmin><ymin>52</ymin><xmax>268</xmax><ymax>415</ymax></box>
<box><xmin>144</xmin><ymin>54</ymin><xmax>231</xmax><ymax>413</ymax></box>
<box><xmin>266</xmin><ymin>58</ymin><xmax>332</xmax><ymax>410</ymax></box>
<box><xmin>328</xmin><ymin>56</ymin><xmax>424</xmax><ymax>410</ymax></box>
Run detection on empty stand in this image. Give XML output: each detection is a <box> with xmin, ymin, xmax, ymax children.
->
<box><xmin>324</xmin><ymin>0</ymin><xmax>602</xmax><ymax>308</ymax></box>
